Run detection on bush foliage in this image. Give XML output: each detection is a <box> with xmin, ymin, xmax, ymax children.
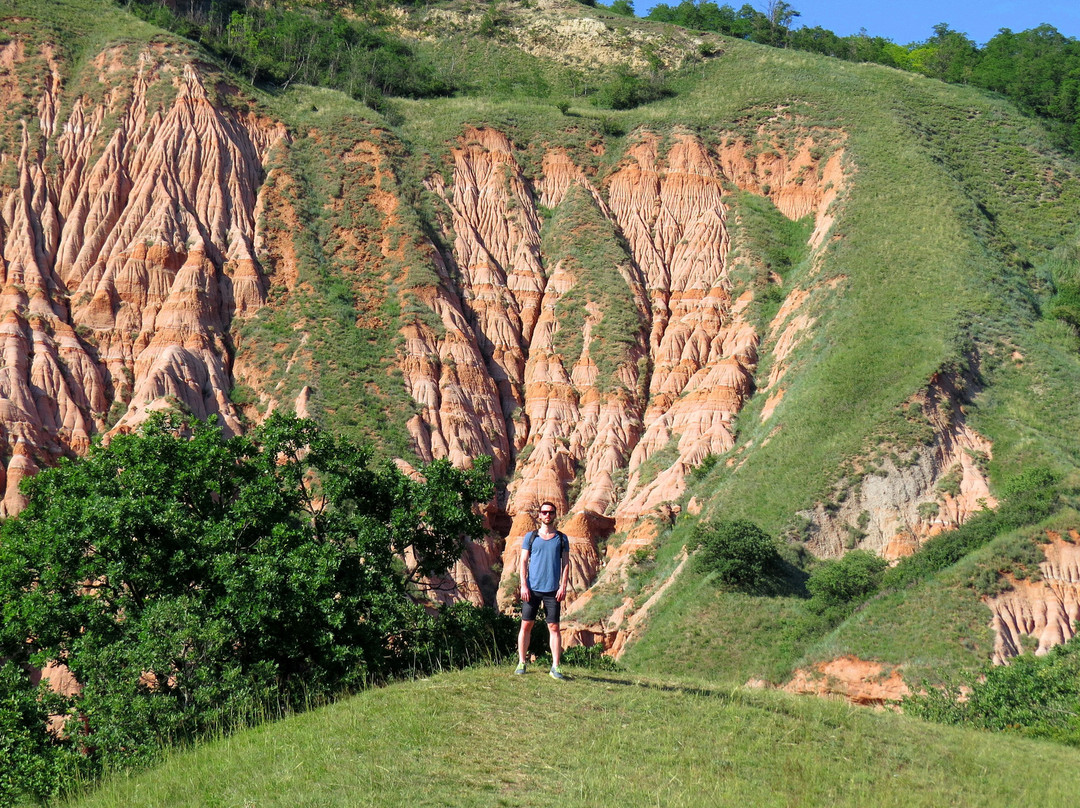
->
<box><xmin>693</xmin><ymin>519</ymin><xmax>781</xmax><ymax>588</ymax></box>
<box><xmin>906</xmin><ymin>633</ymin><xmax>1080</xmax><ymax>746</ymax></box>
<box><xmin>0</xmin><ymin>413</ymin><xmax>509</xmax><ymax>802</ymax></box>
<box><xmin>806</xmin><ymin>550</ymin><xmax>888</xmax><ymax>619</ymax></box>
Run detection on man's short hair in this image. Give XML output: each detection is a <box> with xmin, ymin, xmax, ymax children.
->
<box><xmin>538</xmin><ymin>501</ymin><xmax>557</xmax><ymax>514</ymax></box>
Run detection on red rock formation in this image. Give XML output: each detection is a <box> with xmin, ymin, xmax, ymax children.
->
<box><xmin>411</xmin><ymin>126</ymin><xmax>845</xmax><ymax>609</ymax></box>
<box><xmin>0</xmin><ymin>33</ymin><xmax>855</xmax><ymax>622</ymax></box>
<box><xmin>783</xmin><ymin>656</ymin><xmax>909</xmax><ymax>707</ymax></box>
<box><xmin>0</xmin><ymin>40</ymin><xmax>285</xmax><ymax>514</ymax></box>
<box><xmin>986</xmin><ymin>532</ymin><xmax>1080</xmax><ymax>665</ymax></box>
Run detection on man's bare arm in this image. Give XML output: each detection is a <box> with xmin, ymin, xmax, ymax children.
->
<box><xmin>557</xmin><ymin>546</ymin><xmax>570</xmax><ymax>601</ymax></box>
<box><xmin>519</xmin><ymin>546</ymin><xmax>531</xmax><ymax>602</ymax></box>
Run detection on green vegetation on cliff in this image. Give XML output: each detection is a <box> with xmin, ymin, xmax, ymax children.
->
<box><xmin>542</xmin><ymin>182</ymin><xmax>647</xmax><ymax>390</ymax></box>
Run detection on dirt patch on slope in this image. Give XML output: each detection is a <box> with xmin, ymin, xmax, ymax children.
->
<box><xmin>782</xmin><ymin>656</ymin><xmax>909</xmax><ymax>707</ymax></box>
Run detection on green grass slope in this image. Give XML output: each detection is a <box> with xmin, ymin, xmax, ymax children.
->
<box><xmin>58</xmin><ymin>667</ymin><xmax>1080</xmax><ymax>808</ymax></box>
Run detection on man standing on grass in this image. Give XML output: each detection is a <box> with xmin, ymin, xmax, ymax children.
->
<box><xmin>516</xmin><ymin>501</ymin><xmax>570</xmax><ymax>680</ymax></box>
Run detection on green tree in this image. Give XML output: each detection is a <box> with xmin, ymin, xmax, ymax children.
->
<box><xmin>647</xmin><ymin>2</ymin><xmax>753</xmax><ymax>39</ymax></box>
<box><xmin>591</xmin><ymin>64</ymin><xmax>671</xmax><ymax>109</ymax></box>
<box><xmin>760</xmin><ymin>0</ymin><xmax>800</xmax><ymax>47</ymax></box>
<box><xmin>0</xmin><ymin>413</ymin><xmax>497</xmax><ymax>796</ymax></box>
<box><xmin>918</xmin><ymin>23</ymin><xmax>978</xmax><ymax>83</ymax></box>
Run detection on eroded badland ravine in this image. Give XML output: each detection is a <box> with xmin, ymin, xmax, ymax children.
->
<box><xmin>3</xmin><ymin>0</ymin><xmax>1080</xmax><ymax>706</ymax></box>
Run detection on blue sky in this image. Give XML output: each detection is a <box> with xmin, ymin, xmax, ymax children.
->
<box><xmin>635</xmin><ymin>0</ymin><xmax>1080</xmax><ymax>46</ymax></box>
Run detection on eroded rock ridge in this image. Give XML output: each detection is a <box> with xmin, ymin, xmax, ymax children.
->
<box><xmin>0</xmin><ymin>39</ymin><xmax>285</xmax><ymax>514</ymax></box>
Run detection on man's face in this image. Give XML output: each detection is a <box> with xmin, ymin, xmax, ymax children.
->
<box><xmin>538</xmin><ymin>506</ymin><xmax>556</xmax><ymax>524</ymax></box>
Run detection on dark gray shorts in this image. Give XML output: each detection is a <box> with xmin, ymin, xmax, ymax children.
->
<box><xmin>521</xmin><ymin>590</ymin><xmax>561</xmax><ymax>624</ymax></box>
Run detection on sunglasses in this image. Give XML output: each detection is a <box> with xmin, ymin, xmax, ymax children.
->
<box><xmin>539</xmin><ymin>510</ymin><xmax>555</xmax><ymax>515</ymax></box>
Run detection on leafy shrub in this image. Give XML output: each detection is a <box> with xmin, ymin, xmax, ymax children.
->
<box><xmin>806</xmin><ymin>550</ymin><xmax>888</xmax><ymax>617</ymax></box>
<box><xmin>412</xmin><ymin>601</ymin><xmax>517</xmax><ymax>671</ymax></box>
<box><xmin>693</xmin><ymin>519</ymin><xmax>781</xmax><ymax>588</ymax></box>
<box><xmin>0</xmin><ymin>662</ymin><xmax>76</xmax><ymax>805</ymax></box>
<box><xmin>971</xmin><ymin>531</ymin><xmax>1046</xmax><ymax>596</ymax></box>
<box><xmin>478</xmin><ymin>1</ymin><xmax>511</xmax><ymax>37</ymax></box>
<box><xmin>0</xmin><ymin>413</ymin><xmax>496</xmax><ymax>797</ymax></box>
<box><xmin>691</xmin><ymin>453</ymin><xmax>720</xmax><ymax>480</ymax></box>
<box><xmin>906</xmin><ymin>633</ymin><xmax>1080</xmax><ymax>746</ymax></box>
<box><xmin>591</xmin><ymin>65</ymin><xmax>672</xmax><ymax>110</ymax></box>
<box><xmin>561</xmin><ymin>644</ymin><xmax>619</xmax><ymax>670</ymax></box>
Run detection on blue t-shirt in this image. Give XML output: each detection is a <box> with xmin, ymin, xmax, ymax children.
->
<box><xmin>523</xmin><ymin>531</ymin><xmax>568</xmax><ymax>592</ymax></box>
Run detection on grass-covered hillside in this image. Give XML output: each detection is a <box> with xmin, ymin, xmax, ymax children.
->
<box><xmin>57</xmin><ymin>666</ymin><xmax>1080</xmax><ymax>808</ymax></box>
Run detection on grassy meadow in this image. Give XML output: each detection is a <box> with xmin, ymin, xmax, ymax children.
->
<box><xmin>57</xmin><ymin>666</ymin><xmax>1080</xmax><ymax>808</ymax></box>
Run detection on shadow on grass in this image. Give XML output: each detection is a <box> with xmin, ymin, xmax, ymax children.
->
<box><xmin>716</xmin><ymin>555</ymin><xmax>810</xmax><ymax>598</ymax></box>
<box><xmin>575</xmin><ymin>674</ymin><xmax>736</xmax><ymax>701</ymax></box>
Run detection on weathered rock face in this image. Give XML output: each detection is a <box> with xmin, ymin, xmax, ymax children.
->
<box><xmin>412</xmin><ymin>126</ymin><xmax>850</xmax><ymax>609</ymax></box>
<box><xmin>986</xmin><ymin>531</ymin><xmax>1080</xmax><ymax>665</ymax></box>
<box><xmin>6</xmin><ymin>32</ymin><xmax>996</xmax><ymax>639</ymax></box>
<box><xmin>404</xmin><ymin>0</ymin><xmax>709</xmax><ymax>74</ymax></box>
<box><xmin>0</xmin><ymin>39</ymin><xmax>285</xmax><ymax>515</ymax></box>
<box><xmin>789</xmin><ymin>371</ymin><xmax>997</xmax><ymax>561</ymax></box>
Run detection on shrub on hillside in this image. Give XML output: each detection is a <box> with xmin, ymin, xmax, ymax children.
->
<box><xmin>693</xmin><ymin>519</ymin><xmax>781</xmax><ymax>589</ymax></box>
<box><xmin>126</xmin><ymin>0</ymin><xmax>452</xmax><ymax>107</ymax></box>
<box><xmin>806</xmin><ymin>550</ymin><xmax>888</xmax><ymax>617</ymax></box>
<box><xmin>591</xmin><ymin>65</ymin><xmax>672</xmax><ymax>110</ymax></box>
<box><xmin>906</xmin><ymin>632</ymin><xmax>1080</xmax><ymax>746</ymax></box>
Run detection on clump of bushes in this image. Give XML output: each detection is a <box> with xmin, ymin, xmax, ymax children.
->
<box><xmin>591</xmin><ymin>65</ymin><xmax>672</xmax><ymax>110</ymax></box>
<box><xmin>806</xmin><ymin>550</ymin><xmax>888</xmax><ymax>621</ymax></box>
<box><xmin>693</xmin><ymin>519</ymin><xmax>781</xmax><ymax>589</ymax></box>
<box><xmin>561</xmin><ymin>644</ymin><xmax>620</xmax><ymax>671</ymax></box>
<box><xmin>126</xmin><ymin>0</ymin><xmax>453</xmax><ymax>107</ymax></box>
<box><xmin>906</xmin><ymin>632</ymin><xmax>1080</xmax><ymax>746</ymax></box>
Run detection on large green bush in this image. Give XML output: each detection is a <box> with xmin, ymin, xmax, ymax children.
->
<box><xmin>906</xmin><ymin>633</ymin><xmax>1080</xmax><ymax>745</ymax></box>
<box><xmin>590</xmin><ymin>65</ymin><xmax>671</xmax><ymax>110</ymax></box>
<box><xmin>693</xmin><ymin>519</ymin><xmax>780</xmax><ymax>588</ymax></box>
<box><xmin>806</xmin><ymin>550</ymin><xmax>888</xmax><ymax>617</ymax></box>
<box><xmin>0</xmin><ymin>413</ymin><xmax>506</xmax><ymax>802</ymax></box>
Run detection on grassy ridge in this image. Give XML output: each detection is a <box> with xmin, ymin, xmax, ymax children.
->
<box><xmin>58</xmin><ymin>667</ymin><xmax>1080</xmax><ymax>808</ymax></box>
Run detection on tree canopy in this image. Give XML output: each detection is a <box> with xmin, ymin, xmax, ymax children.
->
<box><xmin>0</xmin><ymin>412</ymin><xmax>507</xmax><ymax>801</ymax></box>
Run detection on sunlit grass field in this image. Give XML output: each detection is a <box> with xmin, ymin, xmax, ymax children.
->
<box><xmin>59</xmin><ymin>666</ymin><xmax>1080</xmax><ymax>808</ymax></box>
